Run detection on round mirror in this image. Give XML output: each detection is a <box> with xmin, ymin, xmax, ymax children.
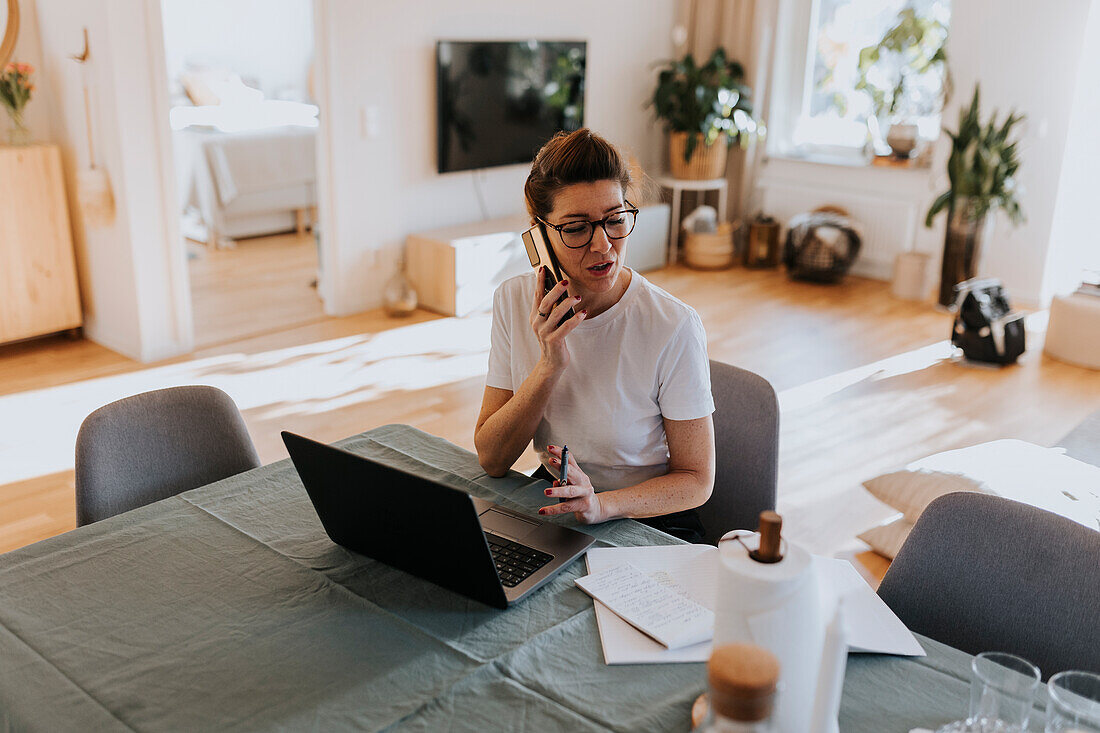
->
<box><xmin>0</xmin><ymin>0</ymin><xmax>20</xmax><ymax>69</ymax></box>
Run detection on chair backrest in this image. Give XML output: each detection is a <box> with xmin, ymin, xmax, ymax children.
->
<box><xmin>877</xmin><ymin>492</ymin><xmax>1100</xmax><ymax>678</ymax></box>
<box><xmin>698</xmin><ymin>360</ymin><xmax>779</xmax><ymax>544</ymax></box>
<box><xmin>76</xmin><ymin>385</ymin><xmax>261</xmax><ymax>526</ymax></box>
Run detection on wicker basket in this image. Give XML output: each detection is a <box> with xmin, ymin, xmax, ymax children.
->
<box><xmin>669</xmin><ymin>132</ymin><xmax>728</xmax><ymax>180</ymax></box>
<box><xmin>683</xmin><ymin>223</ymin><xmax>735</xmax><ymax>270</ymax></box>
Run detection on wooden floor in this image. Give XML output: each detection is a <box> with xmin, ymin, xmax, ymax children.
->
<box><xmin>2</xmin><ymin>264</ymin><xmax>1098</xmax><ymax>570</ymax></box>
<box><xmin>188</xmin><ymin>232</ymin><xmax>323</xmax><ymax>348</ymax></box>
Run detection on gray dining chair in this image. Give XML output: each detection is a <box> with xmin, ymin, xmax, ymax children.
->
<box><xmin>697</xmin><ymin>360</ymin><xmax>779</xmax><ymax>544</ymax></box>
<box><xmin>75</xmin><ymin>385</ymin><xmax>261</xmax><ymax>526</ymax></box>
<box><xmin>877</xmin><ymin>492</ymin><xmax>1100</xmax><ymax>678</ymax></box>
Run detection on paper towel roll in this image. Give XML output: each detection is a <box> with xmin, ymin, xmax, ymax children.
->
<box><xmin>714</xmin><ymin>530</ymin><xmax>829</xmax><ymax>733</ymax></box>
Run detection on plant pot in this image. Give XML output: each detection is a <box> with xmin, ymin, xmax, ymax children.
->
<box><xmin>886</xmin><ymin>122</ymin><xmax>919</xmax><ymax>159</ymax></box>
<box><xmin>938</xmin><ymin>197</ymin><xmax>993</xmax><ymax>307</ymax></box>
<box><xmin>668</xmin><ymin>132</ymin><xmax>728</xmax><ymax>180</ymax></box>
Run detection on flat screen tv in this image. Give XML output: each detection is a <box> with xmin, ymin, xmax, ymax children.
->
<box><xmin>436</xmin><ymin>40</ymin><xmax>586</xmax><ymax>174</ymax></box>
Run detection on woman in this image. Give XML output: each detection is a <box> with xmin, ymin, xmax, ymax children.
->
<box><xmin>474</xmin><ymin>128</ymin><xmax>715</xmax><ymax>541</ymax></box>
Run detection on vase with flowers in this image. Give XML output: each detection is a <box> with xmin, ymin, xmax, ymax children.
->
<box><xmin>0</xmin><ymin>61</ymin><xmax>34</xmax><ymax>145</ymax></box>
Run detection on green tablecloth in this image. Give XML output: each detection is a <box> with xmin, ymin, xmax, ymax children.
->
<box><xmin>0</xmin><ymin>425</ymin><xmax>1039</xmax><ymax>731</ymax></box>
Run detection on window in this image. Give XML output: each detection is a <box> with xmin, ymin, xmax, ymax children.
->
<box><xmin>775</xmin><ymin>0</ymin><xmax>951</xmax><ymax>158</ymax></box>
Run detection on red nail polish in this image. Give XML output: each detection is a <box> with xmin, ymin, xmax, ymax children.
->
<box><xmin>538</xmin><ymin>508</ymin><xmax>547</xmax><ymax>515</ymax></box>
<box><xmin>580</xmin><ymin>309</ymin><xmax>588</xmax><ymax>316</ymax></box>
<box><xmin>561</xmin><ymin>280</ymin><xmax>569</xmax><ymax>286</ymax></box>
<box><xmin>544</xmin><ymin>488</ymin><xmax>552</xmax><ymax>495</ymax></box>
<box><xmin>574</xmin><ymin>295</ymin><xmax>582</xmax><ymax>301</ymax></box>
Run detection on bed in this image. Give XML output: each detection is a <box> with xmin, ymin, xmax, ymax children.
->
<box><xmin>170</xmin><ymin>72</ymin><xmax>319</xmax><ymax>249</ymax></box>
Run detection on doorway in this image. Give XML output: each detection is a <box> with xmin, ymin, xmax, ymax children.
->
<box><xmin>160</xmin><ymin>0</ymin><xmax>324</xmax><ymax>348</ymax></box>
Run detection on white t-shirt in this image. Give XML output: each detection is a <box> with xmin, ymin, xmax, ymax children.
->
<box><xmin>486</xmin><ymin>269</ymin><xmax>714</xmax><ymax>491</ymax></box>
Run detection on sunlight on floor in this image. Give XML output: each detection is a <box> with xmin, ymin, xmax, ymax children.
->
<box><xmin>0</xmin><ymin>308</ymin><xmax>965</xmax><ymax>494</ymax></box>
<box><xmin>0</xmin><ymin>315</ymin><xmax>493</xmax><ymax>485</ymax></box>
<box><xmin>778</xmin><ymin>340</ymin><xmax>955</xmax><ymax>412</ymax></box>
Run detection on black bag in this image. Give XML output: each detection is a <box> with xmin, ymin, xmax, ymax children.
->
<box><xmin>951</xmin><ymin>278</ymin><xmax>1026</xmax><ymax>365</ymax></box>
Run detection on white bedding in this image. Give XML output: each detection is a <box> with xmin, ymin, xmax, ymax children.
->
<box><xmin>174</xmin><ymin>124</ymin><xmax>317</xmax><ymax>245</ymax></box>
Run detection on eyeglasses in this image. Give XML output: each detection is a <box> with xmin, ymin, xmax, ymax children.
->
<box><xmin>537</xmin><ymin>200</ymin><xmax>639</xmax><ymax>249</ymax></box>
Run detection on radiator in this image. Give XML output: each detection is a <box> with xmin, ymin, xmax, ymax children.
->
<box><xmin>757</xmin><ymin>180</ymin><xmax>921</xmax><ymax>280</ymax></box>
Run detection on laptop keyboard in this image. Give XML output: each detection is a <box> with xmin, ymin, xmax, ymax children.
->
<box><xmin>485</xmin><ymin>534</ymin><xmax>554</xmax><ymax>587</ymax></box>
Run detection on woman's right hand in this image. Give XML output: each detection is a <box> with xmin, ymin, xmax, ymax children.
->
<box><xmin>530</xmin><ymin>268</ymin><xmax>586</xmax><ymax>372</ymax></box>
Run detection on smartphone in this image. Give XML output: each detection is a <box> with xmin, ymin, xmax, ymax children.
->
<box><xmin>521</xmin><ymin>222</ymin><xmax>576</xmax><ymax>324</ymax></box>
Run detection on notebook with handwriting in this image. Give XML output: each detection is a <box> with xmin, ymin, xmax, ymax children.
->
<box><xmin>574</xmin><ymin>561</ymin><xmax>714</xmax><ymax>650</ymax></box>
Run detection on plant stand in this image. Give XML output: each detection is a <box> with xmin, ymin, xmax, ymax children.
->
<box><xmin>655</xmin><ymin>175</ymin><xmax>728</xmax><ymax>265</ymax></box>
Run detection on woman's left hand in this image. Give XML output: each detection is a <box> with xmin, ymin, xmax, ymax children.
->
<box><xmin>539</xmin><ymin>445</ymin><xmax>605</xmax><ymax>524</ymax></box>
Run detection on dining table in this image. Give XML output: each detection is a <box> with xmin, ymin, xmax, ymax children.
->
<box><xmin>0</xmin><ymin>424</ymin><xmax>1048</xmax><ymax>731</ymax></box>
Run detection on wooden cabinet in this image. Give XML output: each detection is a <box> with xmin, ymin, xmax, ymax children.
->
<box><xmin>0</xmin><ymin>144</ymin><xmax>82</xmax><ymax>344</ymax></box>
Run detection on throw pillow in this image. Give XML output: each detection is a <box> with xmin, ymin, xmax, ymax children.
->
<box><xmin>863</xmin><ymin>439</ymin><xmax>1100</xmax><ymax>534</ymax></box>
<box><xmin>857</xmin><ymin>517</ymin><xmax>914</xmax><ymax>560</ymax></box>
<box><xmin>863</xmin><ymin>469</ymin><xmax>986</xmax><ymax>524</ymax></box>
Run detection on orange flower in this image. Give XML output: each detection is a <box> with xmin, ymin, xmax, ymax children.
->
<box><xmin>17</xmin><ymin>63</ymin><xmax>34</xmax><ymax>75</ymax></box>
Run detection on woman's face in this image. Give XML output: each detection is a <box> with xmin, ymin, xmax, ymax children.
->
<box><xmin>544</xmin><ymin>180</ymin><xmax>629</xmax><ymax>296</ymax></box>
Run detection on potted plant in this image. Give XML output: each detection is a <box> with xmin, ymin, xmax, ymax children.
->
<box><xmin>925</xmin><ymin>86</ymin><xmax>1025</xmax><ymax>307</ymax></box>
<box><xmin>856</xmin><ymin>7</ymin><xmax>950</xmax><ymax>158</ymax></box>
<box><xmin>650</xmin><ymin>47</ymin><xmax>760</xmax><ymax>180</ymax></box>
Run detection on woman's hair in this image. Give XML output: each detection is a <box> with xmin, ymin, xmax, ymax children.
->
<box><xmin>523</xmin><ymin>128</ymin><xmax>632</xmax><ymax>221</ymax></box>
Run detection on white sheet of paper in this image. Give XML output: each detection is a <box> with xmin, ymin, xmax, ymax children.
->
<box><xmin>814</xmin><ymin>557</ymin><xmax>926</xmax><ymax>656</ymax></box>
<box><xmin>574</xmin><ymin>562</ymin><xmax>714</xmax><ymax>649</ymax></box>
<box><xmin>584</xmin><ymin>546</ymin><xmax>924</xmax><ymax>665</ymax></box>
<box><xmin>585</xmin><ymin>545</ymin><xmax>716</xmax><ymax>664</ymax></box>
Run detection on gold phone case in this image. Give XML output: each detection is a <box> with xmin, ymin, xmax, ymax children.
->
<box><xmin>521</xmin><ymin>223</ymin><xmax>576</xmax><ymax>322</ymax></box>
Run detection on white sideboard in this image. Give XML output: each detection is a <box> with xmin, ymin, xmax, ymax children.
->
<box><xmin>405</xmin><ymin>204</ymin><xmax>670</xmax><ymax>317</ymax></box>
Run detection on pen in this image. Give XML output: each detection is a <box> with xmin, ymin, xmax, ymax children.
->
<box><xmin>560</xmin><ymin>445</ymin><xmax>569</xmax><ymax>485</ymax></box>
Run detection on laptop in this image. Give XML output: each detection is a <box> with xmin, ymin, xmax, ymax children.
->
<box><xmin>281</xmin><ymin>432</ymin><xmax>595</xmax><ymax>609</ymax></box>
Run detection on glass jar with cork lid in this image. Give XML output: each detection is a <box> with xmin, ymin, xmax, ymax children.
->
<box><xmin>692</xmin><ymin>642</ymin><xmax>780</xmax><ymax>732</ymax></box>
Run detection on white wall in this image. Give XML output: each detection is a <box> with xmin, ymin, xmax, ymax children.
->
<box><xmin>315</xmin><ymin>0</ymin><xmax>678</xmax><ymax>316</ymax></box>
<box><xmin>161</xmin><ymin>0</ymin><xmax>314</xmax><ymax>100</ymax></box>
<box><xmin>1043</xmin><ymin>0</ymin><xmax>1100</xmax><ymax>297</ymax></box>
<box><xmin>941</xmin><ymin>0</ymin><xmax>1093</xmax><ymax>305</ymax></box>
<box><xmin>35</xmin><ymin>0</ymin><xmax>191</xmax><ymax>362</ymax></box>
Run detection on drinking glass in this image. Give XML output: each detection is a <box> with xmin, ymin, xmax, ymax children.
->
<box><xmin>937</xmin><ymin>652</ymin><xmax>1041</xmax><ymax>733</ymax></box>
<box><xmin>1046</xmin><ymin>671</ymin><xmax>1100</xmax><ymax>733</ymax></box>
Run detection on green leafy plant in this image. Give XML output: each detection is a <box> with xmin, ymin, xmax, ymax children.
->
<box><xmin>856</xmin><ymin>8</ymin><xmax>949</xmax><ymax>120</ymax></box>
<box><xmin>650</xmin><ymin>47</ymin><xmax>760</xmax><ymax>162</ymax></box>
<box><xmin>925</xmin><ymin>85</ymin><xmax>1025</xmax><ymax>227</ymax></box>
